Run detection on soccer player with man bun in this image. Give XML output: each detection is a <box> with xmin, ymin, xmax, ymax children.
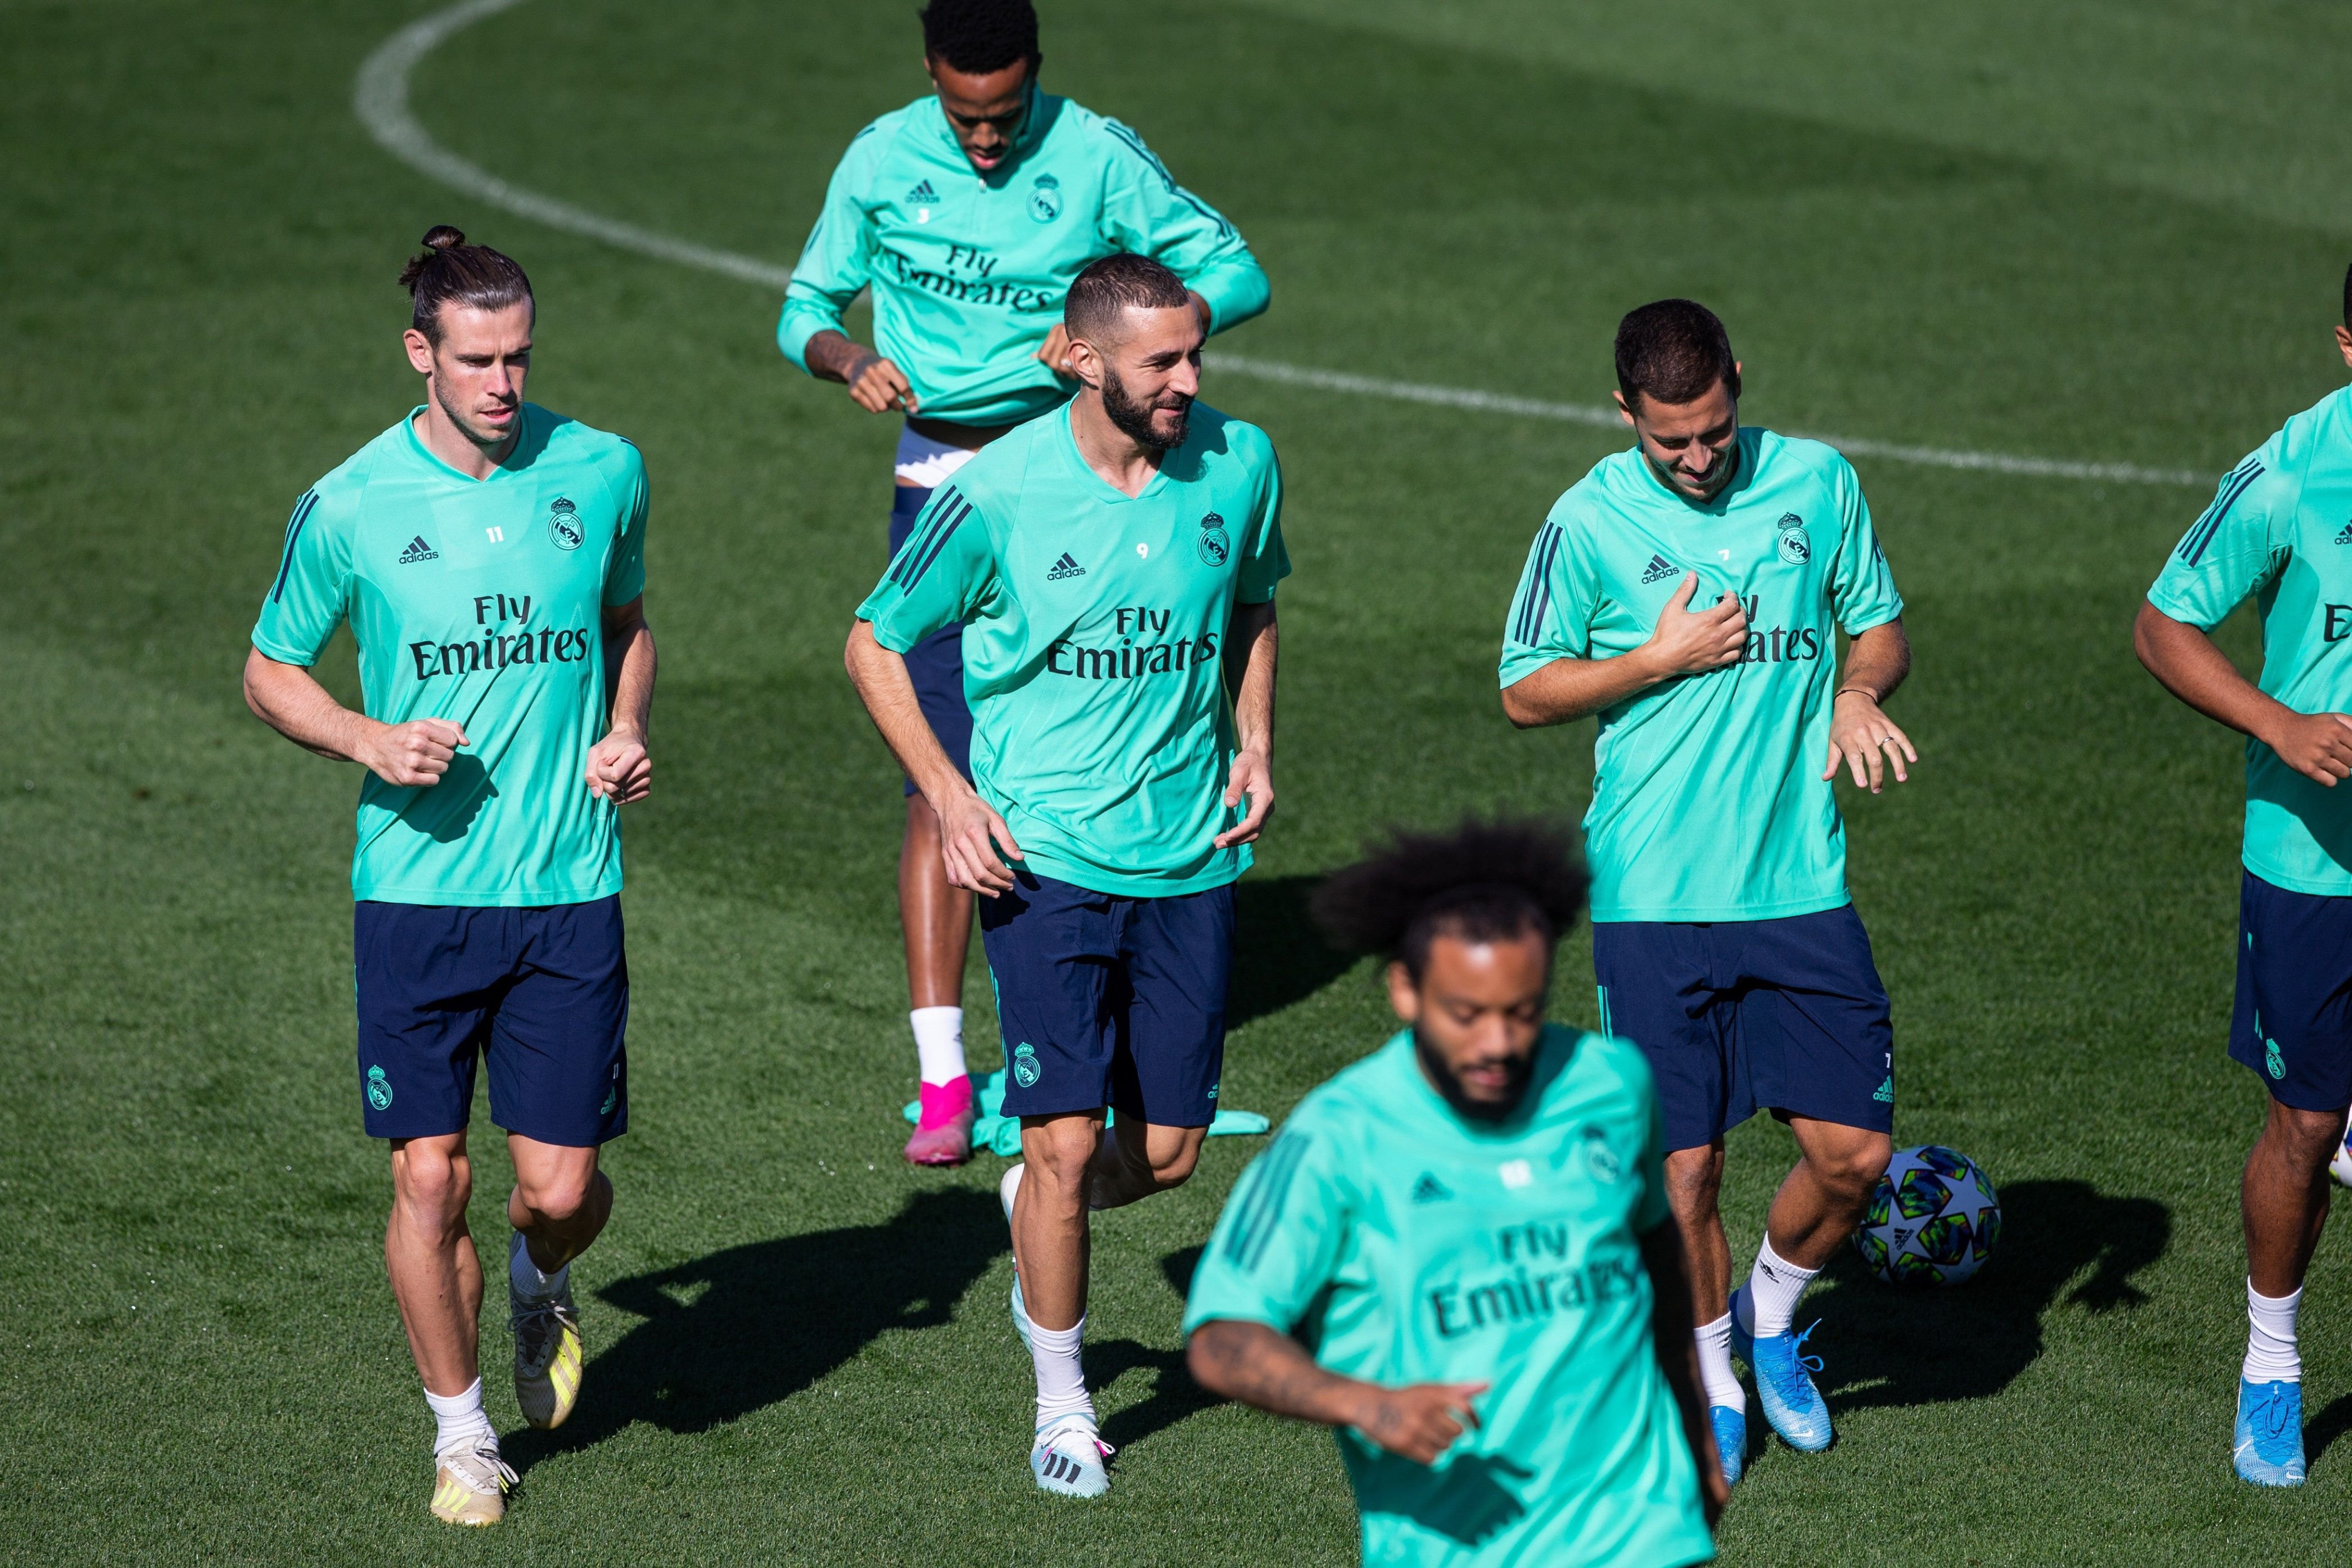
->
<box><xmin>244</xmin><ymin>229</ymin><xmax>656</xmax><ymax>1525</ymax></box>
<box><xmin>1184</xmin><ymin>819</ymin><xmax>1722</xmax><ymax>1566</ymax></box>
<box><xmin>846</xmin><ymin>251</ymin><xmax>1284</xmax><ymax>1496</ymax></box>
<box><xmin>2135</xmin><ymin>266</ymin><xmax>2352</xmax><ymax>1488</ymax></box>
<box><xmin>1499</xmin><ymin>300</ymin><xmax>1916</xmax><ymax>1479</ymax></box>
<box><xmin>780</xmin><ymin>0</ymin><xmax>1268</xmax><ymax>1168</ymax></box>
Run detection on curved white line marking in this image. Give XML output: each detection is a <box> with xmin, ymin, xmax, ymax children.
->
<box><xmin>356</xmin><ymin>2</ymin><xmax>2209</xmax><ymax>489</ymax></box>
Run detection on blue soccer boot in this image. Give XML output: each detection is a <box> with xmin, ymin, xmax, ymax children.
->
<box><xmin>2234</xmin><ymin>1379</ymin><xmax>2306</xmax><ymax>1487</ymax></box>
<box><xmin>1710</xmin><ymin>1403</ymin><xmax>1748</xmax><ymax>1486</ymax></box>
<box><xmin>1730</xmin><ymin>1286</ymin><xmax>1835</xmax><ymax>1453</ymax></box>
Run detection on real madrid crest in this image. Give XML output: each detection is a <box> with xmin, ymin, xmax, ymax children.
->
<box><xmin>1028</xmin><ymin>173</ymin><xmax>1063</xmax><ymax>223</ymax></box>
<box><xmin>1197</xmin><ymin>510</ymin><xmax>1230</xmax><ymax>567</ymax></box>
<box><xmin>1776</xmin><ymin>511</ymin><xmax>1810</xmax><ymax>565</ymax></box>
<box><xmin>547</xmin><ymin>496</ymin><xmax>584</xmax><ymax>551</ymax></box>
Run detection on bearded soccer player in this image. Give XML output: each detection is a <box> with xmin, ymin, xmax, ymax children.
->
<box><xmin>2133</xmin><ymin>270</ymin><xmax>2352</xmax><ymax>1488</ymax></box>
<box><xmin>845</xmin><ymin>253</ymin><xmax>1284</xmax><ymax>1496</ymax></box>
<box><xmin>783</xmin><ymin>0</ymin><xmax>1268</xmax><ymax>1166</ymax></box>
<box><xmin>1497</xmin><ymin>300</ymin><xmax>1916</xmax><ymax>1480</ymax></box>
<box><xmin>243</xmin><ymin>229</ymin><xmax>655</xmax><ymax>1526</ymax></box>
<box><xmin>1184</xmin><ymin>820</ymin><xmax>1722</xmax><ymax>1566</ymax></box>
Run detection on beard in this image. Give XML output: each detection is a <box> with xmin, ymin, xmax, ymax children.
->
<box><xmin>1101</xmin><ymin>363</ymin><xmax>1192</xmax><ymax>452</ymax></box>
<box><xmin>1412</xmin><ymin>1027</ymin><xmax>1533</xmax><ymax>1124</ymax></box>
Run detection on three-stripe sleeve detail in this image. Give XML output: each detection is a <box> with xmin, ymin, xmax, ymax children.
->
<box><xmin>270</xmin><ymin>492</ymin><xmax>320</xmax><ymax>604</ymax></box>
<box><xmin>1512</xmin><ymin>526</ymin><xmax>1563</xmax><ymax>644</ymax></box>
<box><xmin>1105</xmin><ymin>123</ymin><xmax>1235</xmax><ymax>240</ymax></box>
<box><xmin>888</xmin><ymin>489</ymin><xmax>969</xmax><ymax>590</ymax></box>
<box><xmin>2176</xmin><ymin>460</ymin><xmax>2264</xmax><ymax>566</ymax></box>
<box><xmin>1219</xmin><ymin>1130</ymin><xmax>1311</xmax><ymax>1273</ymax></box>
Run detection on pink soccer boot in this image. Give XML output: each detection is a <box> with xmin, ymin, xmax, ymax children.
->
<box><xmin>903</xmin><ymin>1075</ymin><xmax>976</xmax><ymax>1166</ymax></box>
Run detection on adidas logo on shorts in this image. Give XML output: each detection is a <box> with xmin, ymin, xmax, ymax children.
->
<box><xmin>1047</xmin><ymin>551</ymin><xmax>1086</xmax><ymax>580</ymax></box>
<box><xmin>1638</xmin><ymin>553</ymin><xmax>1680</xmax><ymax>585</ymax></box>
<box><xmin>397</xmin><ymin>534</ymin><xmax>439</xmax><ymax>564</ymax></box>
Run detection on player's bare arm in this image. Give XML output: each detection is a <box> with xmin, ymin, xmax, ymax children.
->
<box><xmin>804</xmin><ymin>329</ymin><xmax>918</xmax><ymax>414</ymax></box>
<box><xmin>1823</xmin><ymin>617</ymin><xmax>1916</xmax><ymax>793</ymax></box>
<box><xmin>2136</xmin><ymin>601</ymin><xmax>2352</xmax><ymax>785</ymax></box>
<box><xmin>1501</xmin><ymin>571</ymin><xmax>1748</xmax><ymax>728</ymax></box>
<box><xmin>1639</xmin><ymin>1221</ymin><xmax>1730</xmax><ymax>1526</ymax></box>
<box><xmin>845</xmin><ymin>618</ymin><xmax>1023</xmax><ymax>892</ymax></box>
<box><xmin>243</xmin><ymin>649</ymin><xmax>470</xmax><ymax>787</ymax></box>
<box><xmin>1215</xmin><ymin>599</ymin><xmax>1278</xmax><ymax>849</ymax></box>
<box><xmin>1186</xmin><ymin>1318</ymin><xmax>1486</xmax><ymax>1466</ymax></box>
<box><xmin>586</xmin><ymin>596</ymin><xmax>656</xmax><ymax>805</ymax></box>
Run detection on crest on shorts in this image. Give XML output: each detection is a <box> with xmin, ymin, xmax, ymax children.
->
<box><xmin>1028</xmin><ymin>174</ymin><xmax>1063</xmax><ymax>223</ymax></box>
<box><xmin>366</xmin><ymin>1065</ymin><xmax>394</xmax><ymax>1111</ymax></box>
<box><xmin>1012</xmin><ymin>1042</ymin><xmax>1042</xmax><ymax>1088</ymax></box>
<box><xmin>1776</xmin><ymin>512</ymin><xmax>1810</xmax><ymax>566</ymax></box>
<box><xmin>547</xmin><ymin>496</ymin><xmax>585</xmax><ymax>551</ymax></box>
<box><xmin>1197</xmin><ymin>511</ymin><xmax>1230</xmax><ymax>567</ymax></box>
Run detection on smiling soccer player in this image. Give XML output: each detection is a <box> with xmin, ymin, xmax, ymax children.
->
<box><xmin>1498</xmin><ymin>300</ymin><xmax>1917</xmax><ymax>1479</ymax></box>
<box><xmin>243</xmin><ymin>229</ymin><xmax>656</xmax><ymax>1526</ymax></box>
<box><xmin>780</xmin><ymin>0</ymin><xmax>1268</xmax><ymax>1166</ymax></box>
<box><xmin>845</xmin><ymin>253</ymin><xmax>1285</xmax><ymax>1496</ymax></box>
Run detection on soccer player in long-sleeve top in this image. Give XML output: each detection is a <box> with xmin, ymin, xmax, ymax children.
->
<box><xmin>780</xmin><ymin>0</ymin><xmax>1268</xmax><ymax>1165</ymax></box>
<box><xmin>2135</xmin><ymin>269</ymin><xmax>2352</xmax><ymax>1488</ymax></box>
<box><xmin>846</xmin><ymin>254</ymin><xmax>1284</xmax><ymax>1496</ymax></box>
<box><xmin>1498</xmin><ymin>300</ymin><xmax>1918</xmax><ymax>1480</ymax></box>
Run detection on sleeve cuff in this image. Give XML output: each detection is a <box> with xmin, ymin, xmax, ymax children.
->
<box><xmin>2144</xmin><ymin>584</ymin><xmax>2223</xmax><ymax>631</ymax></box>
<box><xmin>249</xmin><ymin>633</ymin><xmax>319</xmax><ymax>668</ymax></box>
<box><xmin>776</xmin><ymin>297</ymin><xmax>840</xmax><ymax>374</ymax></box>
<box><xmin>1191</xmin><ymin>260</ymin><xmax>1270</xmax><ymax>336</ymax></box>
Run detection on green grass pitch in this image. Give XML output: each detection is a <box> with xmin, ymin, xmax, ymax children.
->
<box><xmin>6</xmin><ymin>0</ymin><xmax>2352</xmax><ymax>1559</ymax></box>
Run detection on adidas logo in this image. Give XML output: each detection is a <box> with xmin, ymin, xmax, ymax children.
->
<box><xmin>1873</xmin><ymin>1075</ymin><xmax>1894</xmax><ymax>1104</ymax></box>
<box><xmin>397</xmin><ymin>535</ymin><xmax>439</xmax><ymax>564</ymax></box>
<box><xmin>2335</xmin><ymin>521</ymin><xmax>2352</xmax><ymax>545</ymax></box>
<box><xmin>1046</xmin><ymin>551</ymin><xmax>1086</xmax><ymax>580</ymax></box>
<box><xmin>1410</xmin><ymin>1173</ymin><xmax>1453</xmax><ymax>1205</ymax></box>
<box><xmin>904</xmin><ymin>179</ymin><xmax>940</xmax><ymax>205</ymax></box>
<box><xmin>1638</xmin><ymin>553</ymin><xmax>1680</xmax><ymax>585</ymax></box>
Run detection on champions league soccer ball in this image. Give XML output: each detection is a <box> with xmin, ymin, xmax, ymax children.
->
<box><xmin>2330</xmin><ymin>1108</ymin><xmax>2352</xmax><ymax>1188</ymax></box>
<box><xmin>1854</xmin><ymin>1144</ymin><xmax>2001</xmax><ymax>1287</ymax></box>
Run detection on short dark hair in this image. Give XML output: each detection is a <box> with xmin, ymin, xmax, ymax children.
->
<box><xmin>398</xmin><ymin>226</ymin><xmax>532</xmax><ymax>344</ymax></box>
<box><xmin>1615</xmin><ymin>297</ymin><xmax>1739</xmax><ymax>411</ymax></box>
<box><xmin>919</xmin><ymin>0</ymin><xmax>1039</xmax><ymax>74</ymax></box>
<box><xmin>1310</xmin><ymin>818</ymin><xmax>1588</xmax><ymax>982</ymax></box>
<box><xmin>1065</xmin><ymin>252</ymin><xmax>1192</xmax><ymax>343</ymax></box>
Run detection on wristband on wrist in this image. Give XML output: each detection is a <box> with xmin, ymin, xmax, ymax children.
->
<box><xmin>1834</xmin><ymin>684</ymin><xmax>1879</xmax><ymax>703</ymax></box>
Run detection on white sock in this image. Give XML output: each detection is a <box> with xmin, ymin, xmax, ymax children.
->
<box><xmin>510</xmin><ymin>1232</ymin><xmax>569</xmax><ymax>1302</ymax></box>
<box><xmin>912</xmin><ymin>1007</ymin><xmax>968</xmax><ymax>1088</ymax></box>
<box><xmin>1743</xmin><ymin>1236</ymin><xmax>1821</xmax><ymax>1339</ymax></box>
<box><xmin>1027</xmin><ymin>1312</ymin><xmax>1095</xmax><ymax>1430</ymax></box>
<box><xmin>2245</xmin><ymin>1280</ymin><xmax>2304</xmax><ymax>1383</ymax></box>
<box><xmin>425</xmin><ymin>1378</ymin><xmax>496</xmax><ymax>1454</ymax></box>
<box><xmin>1695</xmin><ymin>1313</ymin><xmax>1745</xmax><ymax>1412</ymax></box>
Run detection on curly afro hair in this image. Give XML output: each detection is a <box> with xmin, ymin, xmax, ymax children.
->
<box><xmin>1309</xmin><ymin>818</ymin><xmax>1587</xmax><ymax>980</ymax></box>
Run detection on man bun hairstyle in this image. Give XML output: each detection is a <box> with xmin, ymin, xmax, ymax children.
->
<box><xmin>1065</xmin><ymin>252</ymin><xmax>1192</xmax><ymax>343</ymax></box>
<box><xmin>919</xmin><ymin>0</ymin><xmax>1040</xmax><ymax>74</ymax></box>
<box><xmin>399</xmin><ymin>226</ymin><xmax>532</xmax><ymax>344</ymax></box>
<box><xmin>1311</xmin><ymin>818</ymin><xmax>1588</xmax><ymax>982</ymax></box>
<box><xmin>1615</xmin><ymin>297</ymin><xmax>1740</xmax><ymax>412</ymax></box>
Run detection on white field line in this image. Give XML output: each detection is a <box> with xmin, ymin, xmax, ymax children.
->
<box><xmin>355</xmin><ymin>1</ymin><xmax>2211</xmax><ymax>490</ymax></box>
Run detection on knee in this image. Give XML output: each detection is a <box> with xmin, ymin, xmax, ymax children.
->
<box><xmin>514</xmin><ymin>1169</ymin><xmax>596</xmax><ymax>1226</ymax></box>
<box><xmin>1815</xmin><ymin>1136</ymin><xmax>1893</xmax><ymax>1199</ymax></box>
<box><xmin>392</xmin><ymin>1144</ymin><xmax>470</xmax><ymax>1225</ymax></box>
<box><xmin>2264</xmin><ymin>1105</ymin><xmax>2346</xmax><ymax>1169</ymax></box>
<box><xmin>1662</xmin><ymin>1148</ymin><xmax>1725</xmax><ymax>1216</ymax></box>
<box><xmin>1024</xmin><ymin>1121</ymin><xmax>1102</xmax><ymax>1199</ymax></box>
<box><xmin>1147</xmin><ymin>1141</ymin><xmax>1201</xmax><ymax>1190</ymax></box>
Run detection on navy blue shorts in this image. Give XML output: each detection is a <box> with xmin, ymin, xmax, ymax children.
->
<box><xmin>980</xmin><ymin>871</ymin><xmax>1234</xmax><ymax>1126</ymax></box>
<box><xmin>1592</xmin><ymin>904</ymin><xmax>1893</xmax><ymax>1151</ymax></box>
<box><xmin>2231</xmin><ymin>871</ymin><xmax>2352</xmax><ymax>1111</ymax></box>
<box><xmin>353</xmin><ymin>895</ymin><xmax>629</xmax><ymax>1146</ymax></box>
<box><xmin>890</xmin><ymin>485</ymin><xmax>973</xmax><ymax>798</ymax></box>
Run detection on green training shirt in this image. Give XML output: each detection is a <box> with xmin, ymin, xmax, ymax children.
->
<box><xmin>1499</xmin><ymin>428</ymin><xmax>1904</xmax><ymax>923</ymax></box>
<box><xmin>1184</xmin><ymin>1025</ymin><xmax>1713</xmax><ymax>1568</ymax></box>
<box><xmin>856</xmin><ymin>400</ymin><xmax>1287</xmax><ymax>896</ymax></box>
<box><xmin>250</xmin><ymin>405</ymin><xmax>648</xmax><ymax>907</ymax></box>
<box><xmin>778</xmin><ymin>85</ymin><xmax>1269</xmax><ymax>427</ymax></box>
<box><xmin>2149</xmin><ymin>386</ymin><xmax>2352</xmax><ymax>896</ymax></box>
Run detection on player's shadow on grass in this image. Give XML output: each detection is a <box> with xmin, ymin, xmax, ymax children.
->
<box><xmin>500</xmin><ymin>1189</ymin><xmax>1004</xmax><ymax>1475</ymax></box>
<box><xmin>1231</xmin><ymin>874</ymin><xmax>1357</xmax><ymax>1029</ymax></box>
<box><xmin>1803</xmin><ymin>1179</ymin><xmax>2168</xmax><ymax>1414</ymax></box>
